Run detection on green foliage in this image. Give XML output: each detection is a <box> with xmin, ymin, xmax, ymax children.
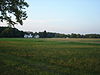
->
<box><xmin>0</xmin><ymin>27</ymin><xmax>100</xmax><ymax>38</ymax></box>
<box><xmin>0</xmin><ymin>0</ymin><xmax>29</xmax><ymax>26</ymax></box>
<box><xmin>0</xmin><ymin>27</ymin><xmax>26</xmax><ymax>37</ymax></box>
<box><xmin>0</xmin><ymin>38</ymin><xmax>100</xmax><ymax>75</ymax></box>
<box><xmin>36</xmin><ymin>31</ymin><xmax>67</xmax><ymax>38</ymax></box>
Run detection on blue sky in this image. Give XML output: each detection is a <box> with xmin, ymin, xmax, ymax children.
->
<box><xmin>1</xmin><ymin>0</ymin><xmax>100</xmax><ymax>34</ymax></box>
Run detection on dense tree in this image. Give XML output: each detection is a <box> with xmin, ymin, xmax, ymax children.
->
<box><xmin>0</xmin><ymin>27</ymin><xmax>26</xmax><ymax>37</ymax></box>
<box><xmin>43</xmin><ymin>30</ymin><xmax>47</xmax><ymax>38</ymax></box>
<box><xmin>70</xmin><ymin>33</ymin><xmax>77</xmax><ymax>38</ymax></box>
<box><xmin>0</xmin><ymin>27</ymin><xmax>100</xmax><ymax>38</ymax></box>
<box><xmin>0</xmin><ymin>0</ymin><xmax>29</xmax><ymax>27</ymax></box>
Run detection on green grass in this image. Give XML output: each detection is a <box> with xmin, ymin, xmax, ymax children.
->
<box><xmin>0</xmin><ymin>38</ymin><xmax>100</xmax><ymax>75</ymax></box>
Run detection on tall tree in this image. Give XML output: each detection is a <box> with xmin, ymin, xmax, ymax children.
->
<box><xmin>43</xmin><ymin>30</ymin><xmax>47</xmax><ymax>38</ymax></box>
<box><xmin>0</xmin><ymin>0</ymin><xmax>29</xmax><ymax>27</ymax></box>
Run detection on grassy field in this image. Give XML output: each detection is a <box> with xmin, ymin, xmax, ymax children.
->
<box><xmin>0</xmin><ymin>38</ymin><xmax>100</xmax><ymax>75</ymax></box>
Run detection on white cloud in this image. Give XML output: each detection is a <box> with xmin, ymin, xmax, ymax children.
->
<box><xmin>1</xmin><ymin>18</ymin><xmax>100</xmax><ymax>34</ymax></box>
<box><xmin>15</xmin><ymin>18</ymin><xmax>65</xmax><ymax>32</ymax></box>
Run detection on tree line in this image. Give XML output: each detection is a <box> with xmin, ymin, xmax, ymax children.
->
<box><xmin>0</xmin><ymin>27</ymin><xmax>26</xmax><ymax>38</ymax></box>
<box><xmin>0</xmin><ymin>27</ymin><xmax>100</xmax><ymax>38</ymax></box>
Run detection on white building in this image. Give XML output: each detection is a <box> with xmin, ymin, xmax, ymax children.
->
<box><xmin>24</xmin><ymin>34</ymin><xmax>33</xmax><ymax>38</ymax></box>
<box><xmin>34</xmin><ymin>35</ymin><xmax>39</xmax><ymax>38</ymax></box>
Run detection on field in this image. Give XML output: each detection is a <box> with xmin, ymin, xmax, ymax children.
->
<box><xmin>0</xmin><ymin>38</ymin><xmax>100</xmax><ymax>75</ymax></box>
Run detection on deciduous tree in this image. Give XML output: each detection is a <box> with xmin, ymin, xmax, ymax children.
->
<box><xmin>0</xmin><ymin>0</ymin><xmax>29</xmax><ymax>27</ymax></box>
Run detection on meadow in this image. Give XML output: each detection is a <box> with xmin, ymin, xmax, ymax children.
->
<box><xmin>0</xmin><ymin>38</ymin><xmax>100</xmax><ymax>75</ymax></box>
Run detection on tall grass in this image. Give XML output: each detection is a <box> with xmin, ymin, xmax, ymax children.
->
<box><xmin>0</xmin><ymin>38</ymin><xmax>100</xmax><ymax>75</ymax></box>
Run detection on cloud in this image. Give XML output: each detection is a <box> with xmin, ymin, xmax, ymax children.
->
<box><xmin>15</xmin><ymin>18</ymin><xmax>65</xmax><ymax>32</ymax></box>
<box><xmin>23</xmin><ymin>18</ymin><xmax>64</xmax><ymax>23</ymax></box>
<box><xmin>1</xmin><ymin>18</ymin><xmax>100</xmax><ymax>34</ymax></box>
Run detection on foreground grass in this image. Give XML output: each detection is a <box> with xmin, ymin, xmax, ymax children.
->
<box><xmin>0</xmin><ymin>38</ymin><xmax>100</xmax><ymax>75</ymax></box>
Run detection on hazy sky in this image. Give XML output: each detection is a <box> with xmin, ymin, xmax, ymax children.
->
<box><xmin>1</xmin><ymin>0</ymin><xmax>100</xmax><ymax>34</ymax></box>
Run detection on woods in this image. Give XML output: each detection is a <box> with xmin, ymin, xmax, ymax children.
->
<box><xmin>0</xmin><ymin>27</ymin><xmax>100</xmax><ymax>38</ymax></box>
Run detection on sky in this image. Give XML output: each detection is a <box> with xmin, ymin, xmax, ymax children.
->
<box><xmin>0</xmin><ymin>0</ymin><xmax>100</xmax><ymax>34</ymax></box>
